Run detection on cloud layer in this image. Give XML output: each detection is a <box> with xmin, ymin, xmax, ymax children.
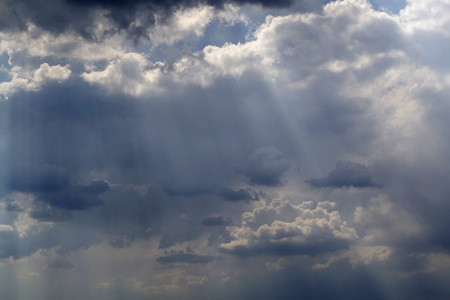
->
<box><xmin>1</xmin><ymin>0</ymin><xmax>450</xmax><ymax>299</ymax></box>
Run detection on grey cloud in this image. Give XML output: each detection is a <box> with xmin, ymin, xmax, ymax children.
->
<box><xmin>7</xmin><ymin>162</ymin><xmax>69</xmax><ymax>193</ymax></box>
<box><xmin>29</xmin><ymin>203</ymin><xmax>73</xmax><ymax>222</ymax></box>
<box><xmin>238</xmin><ymin>146</ymin><xmax>290</xmax><ymax>186</ymax></box>
<box><xmin>306</xmin><ymin>160</ymin><xmax>379</xmax><ymax>188</ymax></box>
<box><xmin>163</xmin><ymin>182</ymin><xmax>259</xmax><ymax>202</ymax></box>
<box><xmin>157</xmin><ymin>251</ymin><xmax>215</xmax><ymax>264</ymax></box>
<box><xmin>76</xmin><ymin>180</ymin><xmax>110</xmax><ymax>195</ymax></box>
<box><xmin>38</xmin><ymin>191</ymin><xmax>105</xmax><ymax>211</ymax></box>
<box><xmin>47</xmin><ymin>258</ymin><xmax>75</xmax><ymax>269</ymax></box>
<box><xmin>201</xmin><ymin>216</ymin><xmax>232</xmax><ymax>226</ymax></box>
<box><xmin>35</xmin><ymin>181</ymin><xmax>110</xmax><ymax>211</ymax></box>
<box><xmin>219</xmin><ymin>238</ymin><xmax>350</xmax><ymax>257</ymax></box>
<box><xmin>216</xmin><ymin>188</ymin><xmax>259</xmax><ymax>202</ymax></box>
<box><xmin>5</xmin><ymin>201</ymin><xmax>24</xmax><ymax>212</ymax></box>
<box><xmin>109</xmin><ymin>238</ymin><xmax>126</xmax><ymax>249</ymax></box>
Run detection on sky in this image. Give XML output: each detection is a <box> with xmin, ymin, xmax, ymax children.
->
<box><xmin>0</xmin><ymin>0</ymin><xmax>450</xmax><ymax>299</ymax></box>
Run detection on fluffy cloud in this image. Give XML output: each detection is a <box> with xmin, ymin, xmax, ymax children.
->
<box><xmin>220</xmin><ymin>198</ymin><xmax>358</xmax><ymax>256</ymax></box>
<box><xmin>0</xmin><ymin>63</ymin><xmax>71</xmax><ymax>99</ymax></box>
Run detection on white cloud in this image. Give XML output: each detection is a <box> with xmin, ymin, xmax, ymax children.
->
<box><xmin>312</xmin><ymin>245</ymin><xmax>392</xmax><ymax>270</ymax></box>
<box><xmin>0</xmin><ymin>224</ymin><xmax>14</xmax><ymax>232</ymax></box>
<box><xmin>0</xmin><ymin>63</ymin><xmax>71</xmax><ymax>99</ymax></box>
<box><xmin>149</xmin><ymin>6</ymin><xmax>214</xmax><ymax>46</ymax></box>
<box><xmin>220</xmin><ymin>198</ymin><xmax>357</xmax><ymax>255</ymax></box>
<box><xmin>400</xmin><ymin>0</ymin><xmax>450</xmax><ymax>34</ymax></box>
<box><xmin>81</xmin><ymin>53</ymin><xmax>164</xmax><ymax>96</ymax></box>
<box><xmin>353</xmin><ymin>195</ymin><xmax>422</xmax><ymax>244</ymax></box>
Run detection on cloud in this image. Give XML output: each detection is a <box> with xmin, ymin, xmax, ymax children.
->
<box><xmin>27</xmin><ymin>180</ymin><xmax>110</xmax><ymax>212</ymax></box>
<box><xmin>0</xmin><ymin>0</ymin><xmax>293</xmax><ymax>42</ymax></box>
<box><xmin>220</xmin><ymin>198</ymin><xmax>357</xmax><ymax>256</ymax></box>
<box><xmin>46</xmin><ymin>257</ymin><xmax>75</xmax><ymax>269</ymax></box>
<box><xmin>0</xmin><ymin>63</ymin><xmax>71</xmax><ymax>99</ymax></box>
<box><xmin>1</xmin><ymin>0</ymin><xmax>450</xmax><ymax>299</ymax></box>
<box><xmin>29</xmin><ymin>203</ymin><xmax>73</xmax><ymax>222</ymax></box>
<box><xmin>7</xmin><ymin>162</ymin><xmax>69</xmax><ymax>193</ymax></box>
<box><xmin>306</xmin><ymin>160</ymin><xmax>379</xmax><ymax>188</ymax></box>
<box><xmin>157</xmin><ymin>252</ymin><xmax>215</xmax><ymax>264</ymax></box>
<box><xmin>163</xmin><ymin>182</ymin><xmax>259</xmax><ymax>202</ymax></box>
<box><xmin>201</xmin><ymin>216</ymin><xmax>233</xmax><ymax>226</ymax></box>
<box><xmin>238</xmin><ymin>146</ymin><xmax>290</xmax><ymax>186</ymax></box>
<box><xmin>5</xmin><ymin>201</ymin><xmax>24</xmax><ymax>212</ymax></box>
<box><xmin>0</xmin><ymin>224</ymin><xmax>14</xmax><ymax>232</ymax></box>
<box><xmin>76</xmin><ymin>180</ymin><xmax>110</xmax><ymax>195</ymax></box>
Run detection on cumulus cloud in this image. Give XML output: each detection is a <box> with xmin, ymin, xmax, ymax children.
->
<box><xmin>220</xmin><ymin>198</ymin><xmax>358</xmax><ymax>256</ymax></box>
<box><xmin>0</xmin><ymin>63</ymin><xmax>71</xmax><ymax>99</ymax></box>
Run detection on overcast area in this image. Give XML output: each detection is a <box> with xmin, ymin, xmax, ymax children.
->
<box><xmin>1</xmin><ymin>0</ymin><xmax>450</xmax><ymax>299</ymax></box>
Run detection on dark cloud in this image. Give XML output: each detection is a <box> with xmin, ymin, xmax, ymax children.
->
<box><xmin>65</xmin><ymin>0</ymin><xmax>293</xmax><ymax>8</ymax></box>
<box><xmin>38</xmin><ymin>191</ymin><xmax>105</xmax><ymax>210</ymax></box>
<box><xmin>306</xmin><ymin>160</ymin><xmax>379</xmax><ymax>188</ymax></box>
<box><xmin>237</xmin><ymin>146</ymin><xmax>290</xmax><ymax>186</ymax></box>
<box><xmin>0</xmin><ymin>0</ymin><xmax>294</xmax><ymax>41</ymax></box>
<box><xmin>215</xmin><ymin>188</ymin><xmax>259</xmax><ymax>202</ymax></box>
<box><xmin>76</xmin><ymin>180</ymin><xmax>110</xmax><ymax>195</ymax></box>
<box><xmin>201</xmin><ymin>216</ymin><xmax>232</xmax><ymax>226</ymax></box>
<box><xmin>29</xmin><ymin>203</ymin><xmax>73</xmax><ymax>222</ymax></box>
<box><xmin>36</xmin><ymin>181</ymin><xmax>109</xmax><ymax>211</ymax></box>
<box><xmin>157</xmin><ymin>251</ymin><xmax>215</xmax><ymax>264</ymax></box>
<box><xmin>7</xmin><ymin>162</ymin><xmax>69</xmax><ymax>193</ymax></box>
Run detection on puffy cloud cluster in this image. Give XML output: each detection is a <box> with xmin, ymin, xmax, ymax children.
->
<box><xmin>0</xmin><ymin>63</ymin><xmax>71</xmax><ymax>99</ymax></box>
<box><xmin>220</xmin><ymin>198</ymin><xmax>357</xmax><ymax>256</ymax></box>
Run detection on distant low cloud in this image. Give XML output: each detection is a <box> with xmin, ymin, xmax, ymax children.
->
<box><xmin>306</xmin><ymin>161</ymin><xmax>379</xmax><ymax>188</ymax></box>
